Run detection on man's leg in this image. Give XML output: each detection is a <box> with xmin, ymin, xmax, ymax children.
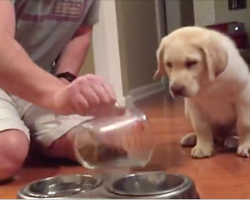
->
<box><xmin>12</xmin><ymin>95</ymin><xmax>91</xmax><ymax>161</ymax></box>
<box><xmin>29</xmin><ymin>114</ymin><xmax>89</xmax><ymax>161</ymax></box>
<box><xmin>0</xmin><ymin>91</ymin><xmax>30</xmax><ymax>180</ymax></box>
<box><xmin>38</xmin><ymin>126</ymin><xmax>81</xmax><ymax>161</ymax></box>
<box><xmin>0</xmin><ymin>130</ymin><xmax>29</xmax><ymax>180</ymax></box>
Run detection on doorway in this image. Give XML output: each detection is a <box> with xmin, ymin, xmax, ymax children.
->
<box><xmin>155</xmin><ymin>0</ymin><xmax>195</xmax><ymax>99</ymax></box>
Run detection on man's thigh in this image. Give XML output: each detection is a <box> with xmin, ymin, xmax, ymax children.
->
<box><xmin>11</xmin><ymin>95</ymin><xmax>92</xmax><ymax>151</ymax></box>
<box><xmin>0</xmin><ymin>90</ymin><xmax>30</xmax><ymax>139</ymax></box>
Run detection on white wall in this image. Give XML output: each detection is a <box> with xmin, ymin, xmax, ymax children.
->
<box><xmin>193</xmin><ymin>0</ymin><xmax>216</xmax><ymax>26</ymax></box>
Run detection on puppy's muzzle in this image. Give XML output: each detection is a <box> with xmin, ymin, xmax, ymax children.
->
<box><xmin>170</xmin><ymin>84</ymin><xmax>186</xmax><ymax>97</ymax></box>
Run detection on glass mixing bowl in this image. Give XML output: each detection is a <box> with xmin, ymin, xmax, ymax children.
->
<box><xmin>73</xmin><ymin>105</ymin><xmax>155</xmax><ymax>169</ymax></box>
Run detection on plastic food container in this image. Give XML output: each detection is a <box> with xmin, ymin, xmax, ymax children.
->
<box><xmin>73</xmin><ymin>105</ymin><xmax>154</xmax><ymax>169</ymax></box>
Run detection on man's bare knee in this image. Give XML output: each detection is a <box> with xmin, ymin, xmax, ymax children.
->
<box><xmin>0</xmin><ymin>130</ymin><xmax>29</xmax><ymax>180</ymax></box>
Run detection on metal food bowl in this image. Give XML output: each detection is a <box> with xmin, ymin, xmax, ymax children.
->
<box><xmin>17</xmin><ymin>171</ymin><xmax>199</xmax><ymax>199</ymax></box>
<box><xmin>106</xmin><ymin>171</ymin><xmax>199</xmax><ymax>199</ymax></box>
<box><xmin>17</xmin><ymin>174</ymin><xmax>102</xmax><ymax>199</ymax></box>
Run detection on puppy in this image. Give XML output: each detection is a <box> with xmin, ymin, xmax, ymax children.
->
<box><xmin>154</xmin><ymin>26</ymin><xmax>250</xmax><ymax>158</ymax></box>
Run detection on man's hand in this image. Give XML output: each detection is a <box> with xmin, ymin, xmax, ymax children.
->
<box><xmin>53</xmin><ymin>74</ymin><xmax>117</xmax><ymax>116</ymax></box>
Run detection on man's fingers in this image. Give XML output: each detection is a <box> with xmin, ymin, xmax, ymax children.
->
<box><xmin>90</xmin><ymin>82</ymin><xmax>110</xmax><ymax>104</ymax></box>
<box><xmin>72</xmin><ymin>93</ymin><xmax>89</xmax><ymax>115</ymax></box>
<box><xmin>79</xmin><ymin>85</ymin><xmax>100</xmax><ymax>107</ymax></box>
<box><xmin>60</xmin><ymin>74</ymin><xmax>118</xmax><ymax>116</ymax></box>
<box><xmin>97</xmin><ymin>77</ymin><xmax>117</xmax><ymax>103</ymax></box>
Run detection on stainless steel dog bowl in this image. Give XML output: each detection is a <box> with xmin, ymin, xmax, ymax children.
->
<box><xmin>17</xmin><ymin>174</ymin><xmax>102</xmax><ymax>199</ymax></box>
<box><xmin>106</xmin><ymin>171</ymin><xmax>199</xmax><ymax>199</ymax></box>
<box><xmin>17</xmin><ymin>171</ymin><xmax>199</xmax><ymax>199</ymax></box>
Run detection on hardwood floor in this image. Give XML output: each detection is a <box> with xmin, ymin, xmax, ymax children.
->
<box><xmin>1</xmin><ymin>92</ymin><xmax>250</xmax><ymax>199</ymax></box>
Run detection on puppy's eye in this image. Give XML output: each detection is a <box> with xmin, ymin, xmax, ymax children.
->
<box><xmin>185</xmin><ymin>60</ymin><xmax>197</xmax><ymax>69</ymax></box>
<box><xmin>166</xmin><ymin>62</ymin><xmax>172</xmax><ymax>68</ymax></box>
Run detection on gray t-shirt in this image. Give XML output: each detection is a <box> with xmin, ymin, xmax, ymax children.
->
<box><xmin>10</xmin><ymin>0</ymin><xmax>100</xmax><ymax>72</ymax></box>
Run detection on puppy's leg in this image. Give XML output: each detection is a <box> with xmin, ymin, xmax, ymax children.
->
<box><xmin>236</xmin><ymin>124</ymin><xmax>250</xmax><ymax>157</ymax></box>
<box><xmin>191</xmin><ymin>127</ymin><xmax>214</xmax><ymax>158</ymax></box>
<box><xmin>235</xmin><ymin>99</ymin><xmax>250</xmax><ymax>157</ymax></box>
<box><xmin>186</xmin><ymin>101</ymin><xmax>214</xmax><ymax>158</ymax></box>
<box><xmin>235</xmin><ymin>94</ymin><xmax>250</xmax><ymax>157</ymax></box>
<box><xmin>181</xmin><ymin>101</ymin><xmax>197</xmax><ymax>147</ymax></box>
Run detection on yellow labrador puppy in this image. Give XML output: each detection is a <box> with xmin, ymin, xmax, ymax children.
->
<box><xmin>154</xmin><ymin>26</ymin><xmax>250</xmax><ymax>158</ymax></box>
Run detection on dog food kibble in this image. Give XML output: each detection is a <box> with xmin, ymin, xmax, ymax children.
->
<box><xmin>78</xmin><ymin>143</ymin><xmax>128</xmax><ymax>164</ymax></box>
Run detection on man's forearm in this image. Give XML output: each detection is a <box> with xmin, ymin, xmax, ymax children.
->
<box><xmin>0</xmin><ymin>28</ymin><xmax>64</xmax><ymax>109</ymax></box>
<box><xmin>0</xmin><ymin>0</ymin><xmax>65</xmax><ymax>110</ymax></box>
<box><xmin>55</xmin><ymin>27</ymin><xmax>92</xmax><ymax>76</ymax></box>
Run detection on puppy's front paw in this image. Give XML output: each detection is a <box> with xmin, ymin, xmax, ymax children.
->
<box><xmin>237</xmin><ymin>143</ymin><xmax>250</xmax><ymax>157</ymax></box>
<box><xmin>191</xmin><ymin>144</ymin><xmax>213</xmax><ymax>158</ymax></box>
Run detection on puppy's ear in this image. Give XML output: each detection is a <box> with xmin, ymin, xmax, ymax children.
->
<box><xmin>153</xmin><ymin>40</ymin><xmax>166</xmax><ymax>80</ymax></box>
<box><xmin>201</xmin><ymin>38</ymin><xmax>228</xmax><ymax>81</ymax></box>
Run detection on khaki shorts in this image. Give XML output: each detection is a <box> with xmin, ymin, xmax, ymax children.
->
<box><xmin>0</xmin><ymin>89</ymin><xmax>91</xmax><ymax>147</ymax></box>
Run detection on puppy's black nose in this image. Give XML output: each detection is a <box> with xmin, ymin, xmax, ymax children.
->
<box><xmin>171</xmin><ymin>84</ymin><xmax>185</xmax><ymax>96</ymax></box>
